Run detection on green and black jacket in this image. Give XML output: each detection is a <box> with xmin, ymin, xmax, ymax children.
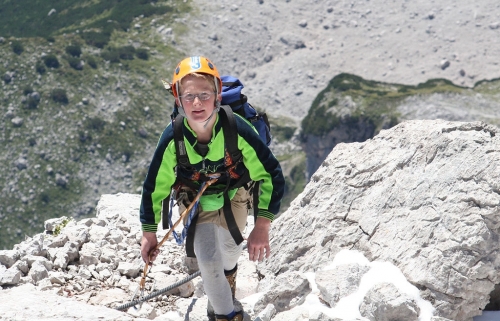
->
<box><xmin>140</xmin><ymin>113</ymin><xmax>285</xmax><ymax>232</ymax></box>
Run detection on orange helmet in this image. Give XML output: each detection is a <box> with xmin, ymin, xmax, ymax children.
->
<box><xmin>170</xmin><ymin>56</ymin><xmax>222</xmax><ymax>99</ymax></box>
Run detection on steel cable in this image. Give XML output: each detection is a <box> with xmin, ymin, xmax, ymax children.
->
<box><xmin>115</xmin><ymin>270</ymin><xmax>201</xmax><ymax>311</ymax></box>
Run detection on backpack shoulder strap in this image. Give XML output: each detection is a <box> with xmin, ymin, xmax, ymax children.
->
<box><xmin>218</xmin><ymin>106</ymin><xmax>245</xmax><ymax>246</ymax></box>
<box><xmin>219</xmin><ymin>105</ymin><xmax>241</xmax><ymax>162</ymax></box>
<box><xmin>173</xmin><ymin>114</ymin><xmax>191</xmax><ymax>168</ymax></box>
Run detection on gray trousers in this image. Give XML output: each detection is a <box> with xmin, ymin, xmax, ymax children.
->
<box><xmin>181</xmin><ymin>186</ymin><xmax>252</xmax><ymax>315</ymax></box>
<box><xmin>194</xmin><ymin>223</ymin><xmax>243</xmax><ymax>315</ymax></box>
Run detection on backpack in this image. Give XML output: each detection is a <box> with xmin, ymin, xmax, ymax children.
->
<box><xmin>163</xmin><ymin>75</ymin><xmax>272</xmax><ymax>256</ymax></box>
<box><xmin>219</xmin><ymin>75</ymin><xmax>271</xmax><ymax>146</ymax></box>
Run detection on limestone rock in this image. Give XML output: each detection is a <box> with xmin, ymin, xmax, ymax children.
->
<box><xmin>11</xmin><ymin>117</ymin><xmax>23</xmax><ymax>127</ymax></box>
<box><xmin>0</xmin><ymin>267</ymin><xmax>22</xmax><ymax>285</ymax></box>
<box><xmin>0</xmin><ymin>250</ymin><xmax>20</xmax><ymax>268</ymax></box>
<box><xmin>316</xmin><ymin>263</ymin><xmax>370</xmax><ymax>307</ymax></box>
<box><xmin>28</xmin><ymin>260</ymin><xmax>49</xmax><ymax>283</ymax></box>
<box><xmin>263</xmin><ymin>120</ymin><xmax>500</xmax><ymax>321</ymax></box>
<box><xmin>360</xmin><ymin>282</ymin><xmax>420</xmax><ymax>321</ymax></box>
<box><xmin>254</xmin><ymin>271</ymin><xmax>311</xmax><ymax>313</ymax></box>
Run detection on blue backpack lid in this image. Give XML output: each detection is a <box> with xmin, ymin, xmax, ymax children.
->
<box><xmin>221</xmin><ymin>75</ymin><xmax>245</xmax><ymax>110</ymax></box>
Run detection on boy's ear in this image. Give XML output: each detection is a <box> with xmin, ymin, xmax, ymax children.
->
<box><xmin>217</xmin><ymin>93</ymin><xmax>222</xmax><ymax>102</ymax></box>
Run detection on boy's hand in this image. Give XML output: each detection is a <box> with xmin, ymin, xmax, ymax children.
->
<box><xmin>140</xmin><ymin>232</ymin><xmax>159</xmax><ymax>264</ymax></box>
<box><xmin>247</xmin><ymin>217</ymin><xmax>271</xmax><ymax>262</ymax></box>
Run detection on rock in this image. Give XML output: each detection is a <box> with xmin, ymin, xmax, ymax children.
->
<box><xmin>0</xmin><ymin>250</ymin><xmax>20</xmax><ymax>268</ymax></box>
<box><xmin>44</xmin><ymin>217</ymin><xmax>70</xmax><ymax>233</ymax></box>
<box><xmin>23</xmin><ymin>255</ymin><xmax>52</xmax><ymax>270</ymax></box>
<box><xmin>137</xmin><ymin>127</ymin><xmax>148</xmax><ymax>138</ymax></box>
<box><xmin>440</xmin><ymin>59</ymin><xmax>450</xmax><ymax>70</ymax></box>
<box><xmin>116</xmin><ymin>262</ymin><xmax>141</xmax><ymax>278</ymax></box>
<box><xmin>12</xmin><ymin>260</ymin><xmax>29</xmax><ymax>274</ymax></box>
<box><xmin>14</xmin><ymin>234</ymin><xmax>46</xmax><ymax>256</ymax></box>
<box><xmin>14</xmin><ymin>157</ymin><xmax>27</xmax><ymax>170</ymax></box>
<box><xmin>46</xmin><ymin>234</ymin><xmax>69</xmax><ymax>248</ymax></box>
<box><xmin>48</xmin><ymin>271</ymin><xmax>66</xmax><ymax>285</ymax></box>
<box><xmin>89</xmin><ymin>225</ymin><xmax>110</xmax><ymax>243</ymax></box>
<box><xmin>30</xmin><ymin>91</ymin><xmax>41</xmax><ymax>101</ymax></box>
<box><xmin>28</xmin><ymin>260</ymin><xmax>49</xmax><ymax>283</ymax></box>
<box><xmin>279</xmin><ymin>34</ymin><xmax>306</xmax><ymax>49</ymax></box>
<box><xmin>5</xmin><ymin>108</ymin><xmax>15</xmax><ymax>118</ymax></box>
<box><xmin>254</xmin><ymin>271</ymin><xmax>311</xmax><ymax>314</ymax></box>
<box><xmin>3</xmin><ymin>72</ymin><xmax>12</xmax><ymax>83</ymax></box>
<box><xmin>256</xmin><ymin>304</ymin><xmax>276</xmax><ymax>320</ymax></box>
<box><xmin>79</xmin><ymin>243</ymin><xmax>101</xmax><ymax>265</ymax></box>
<box><xmin>88</xmin><ymin>288</ymin><xmax>128</xmax><ymax>306</ymax></box>
<box><xmin>52</xmin><ymin>242</ymin><xmax>79</xmax><ymax>269</ymax></box>
<box><xmin>0</xmin><ymin>283</ymin><xmax>135</xmax><ymax>320</ymax></box>
<box><xmin>55</xmin><ymin>173</ymin><xmax>69</xmax><ymax>187</ymax></box>
<box><xmin>0</xmin><ymin>267</ymin><xmax>22</xmax><ymax>285</ymax></box>
<box><xmin>263</xmin><ymin>120</ymin><xmax>500</xmax><ymax>321</ymax></box>
<box><xmin>360</xmin><ymin>282</ymin><xmax>420</xmax><ymax>321</ymax></box>
<box><xmin>316</xmin><ymin>263</ymin><xmax>370</xmax><ymax>307</ymax></box>
<box><xmin>11</xmin><ymin>117</ymin><xmax>23</xmax><ymax>127</ymax></box>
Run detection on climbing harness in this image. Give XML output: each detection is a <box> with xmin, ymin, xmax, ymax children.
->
<box><xmin>129</xmin><ymin>175</ymin><xmax>219</xmax><ymax>309</ymax></box>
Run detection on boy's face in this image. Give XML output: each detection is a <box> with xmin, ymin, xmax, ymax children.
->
<box><xmin>178</xmin><ymin>75</ymin><xmax>220</xmax><ymax>123</ymax></box>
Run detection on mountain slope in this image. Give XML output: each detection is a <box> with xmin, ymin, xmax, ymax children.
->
<box><xmin>0</xmin><ymin>1</ymin><xmax>191</xmax><ymax>248</ymax></box>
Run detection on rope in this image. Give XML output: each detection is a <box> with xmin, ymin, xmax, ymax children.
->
<box><xmin>115</xmin><ymin>270</ymin><xmax>201</xmax><ymax>311</ymax></box>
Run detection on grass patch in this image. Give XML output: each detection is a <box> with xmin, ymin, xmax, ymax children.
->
<box><xmin>0</xmin><ymin>0</ymin><xmax>176</xmax><ymax>48</ymax></box>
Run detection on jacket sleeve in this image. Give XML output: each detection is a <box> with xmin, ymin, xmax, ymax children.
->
<box><xmin>140</xmin><ymin>124</ymin><xmax>178</xmax><ymax>232</ymax></box>
<box><xmin>235</xmin><ymin>116</ymin><xmax>285</xmax><ymax>221</ymax></box>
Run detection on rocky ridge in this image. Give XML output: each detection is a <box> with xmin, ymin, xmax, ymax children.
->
<box><xmin>2</xmin><ymin>119</ymin><xmax>500</xmax><ymax>321</ymax></box>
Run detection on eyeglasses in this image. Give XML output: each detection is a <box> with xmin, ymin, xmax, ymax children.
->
<box><xmin>179</xmin><ymin>92</ymin><xmax>215</xmax><ymax>102</ymax></box>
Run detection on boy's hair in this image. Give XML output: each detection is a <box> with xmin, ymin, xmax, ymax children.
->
<box><xmin>179</xmin><ymin>72</ymin><xmax>216</xmax><ymax>93</ymax></box>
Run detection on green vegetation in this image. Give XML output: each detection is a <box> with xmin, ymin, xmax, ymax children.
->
<box><xmin>301</xmin><ymin>73</ymin><xmax>469</xmax><ymax>138</ymax></box>
<box><xmin>43</xmin><ymin>54</ymin><xmax>60</xmax><ymax>68</ymax></box>
<box><xmin>51</xmin><ymin>89</ymin><xmax>69</xmax><ymax>104</ymax></box>
<box><xmin>0</xmin><ymin>0</ymin><xmax>177</xmax><ymax>48</ymax></box>
<box><xmin>86</xmin><ymin>56</ymin><xmax>98</xmax><ymax>69</ymax></box>
<box><xmin>53</xmin><ymin>217</ymin><xmax>73</xmax><ymax>236</ymax></box>
<box><xmin>0</xmin><ymin>0</ymin><xmax>192</xmax><ymax>249</ymax></box>
<box><xmin>136</xmin><ymin>48</ymin><xmax>150</xmax><ymax>60</ymax></box>
<box><xmin>67</xmin><ymin>56</ymin><xmax>83</xmax><ymax>70</ymax></box>
<box><xmin>11</xmin><ymin>40</ymin><xmax>24</xmax><ymax>55</ymax></box>
<box><xmin>271</xmin><ymin>124</ymin><xmax>296</xmax><ymax>143</ymax></box>
<box><xmin>36</xmin><ymin>61</ymin><xmax>47</xmax><ymax>74</ymax></box>
<box><xmin>23</xmin><ymin>86</ymin><xmax>34</xmax><ymax>96</ymax></box>
<box><xmin>65</xmin><ymin>44</ymin><xmax>82</xmax><ymax>57</ymax></box>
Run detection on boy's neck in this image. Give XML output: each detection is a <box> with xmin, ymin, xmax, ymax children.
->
<box><xmin>188</xmin><ymin>116</ymin><xmax>217</xmax><ymax>144</ymax></box>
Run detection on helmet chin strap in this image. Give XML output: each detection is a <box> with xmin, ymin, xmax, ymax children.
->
<box><xmin>203</xmin><ymin>101</ymin><xmax>221</xmax><ymax>129</ymax></box>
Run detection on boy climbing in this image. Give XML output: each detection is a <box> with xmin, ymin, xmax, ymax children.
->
<box><xmin>139</xmin><ymin>56</ymin><xmax>285</xmax><ymax>321</ymax></box>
